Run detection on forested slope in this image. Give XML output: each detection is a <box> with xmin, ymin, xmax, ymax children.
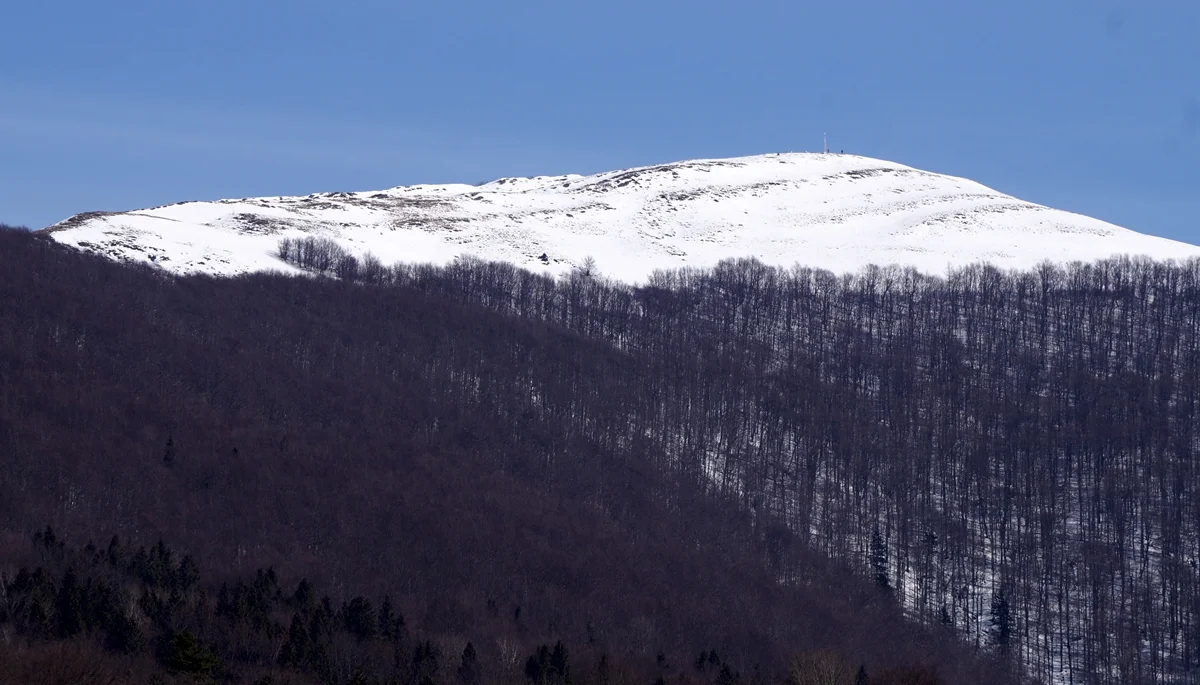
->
<box><xmin>7</xmin><ymin>221</ymin><xmax>1200</xmax><ymax>683</ymax></box>
<box><xmin>0</xmin><ymin>227</ymin><xmax>1005</xmax><ymax>684</ymax></box>
<box><xmin>277</xmin><ymin>236</ymin><xmax>1200</xmax><ymax>684</ymax></box>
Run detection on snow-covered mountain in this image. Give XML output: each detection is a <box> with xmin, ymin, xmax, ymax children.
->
<box><xmin>41</xmin><ymin>152</ymin><xmax>1200</xmax><ymax>280</ymax></box>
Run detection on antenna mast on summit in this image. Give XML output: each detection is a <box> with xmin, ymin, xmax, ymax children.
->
<box><xmin>824</xmin><ymin>133</ymin><xmax>829</xmax><ymax>154</ymax></box>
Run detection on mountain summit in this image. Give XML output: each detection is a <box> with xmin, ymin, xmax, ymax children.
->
<box><xmin>41</xmin><ymin>152</ymin><xmax>1200</xmax><ymax>280</ymax></box>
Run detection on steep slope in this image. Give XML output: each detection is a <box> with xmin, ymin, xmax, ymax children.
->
<box><xmin>41</xmin><ymin>153</ymin><xmax>1200</xmax><ymax>280</ymax></box>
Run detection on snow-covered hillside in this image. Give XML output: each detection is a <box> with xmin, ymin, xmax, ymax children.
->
<box><xmin>41</xmin><ymin>152</ymin><xmax>1200</xmax><ymax>280</ymax></box>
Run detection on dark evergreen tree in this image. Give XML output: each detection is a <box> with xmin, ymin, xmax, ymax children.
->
<box><xmin>527</xmin><ymin>654</ymin><xmax>543</xmax><ymax>683</ymax></box>
<box><xmin>989</xmin><ymin>589</ymin><xmax>1012</xmax><ymax>656</ymax></box>
<box><xmin>457</xmin><ymin>641</ymin><xmax>479</xmax><ymax>684</ymax></box>
<box><xmin>216</xmin><ymin>583</ymin><xmax>234</xmax><ymax>619</ymax></box>
<box><xmin>596</xmin><ymin>654</ymin><xmax>611</xmax><ymax>685</ymax></box>
<box><xmin>412</xmin><ymin>640</ymin><xmax>439</xmax><ymax>685</ymax></box>
<box><xmin>550</xmin><ymin>641</ymin><xmax>571</xmax><ymax>685</ymax></box>
<box><xmin>105</xmin><ymin>535</ymin><xmax>123</xmax><ymax>567</ymax></box>
<box><xmin>527</xmin><ymin>644</ymin><xmax>571</xmax><ymax>685</ymax></box>
<box><xmin>870</xmin><ymin>528</ymin><xmax>890</xmax><ymax>591</ymax></box>
<box><xmin>54</xmin><ymin>568</ymin><xmax>84</xmax><ymax>638</ymax></box>
<box><xmin>104</xmin><ymin>610</ymin><xmax>145</xmax><ymax>654</ymax></box>
<box><xmin>160</xmin><ymin>631</ymin><xmax>221</xmax><ymax>678</ymax></box>
<box><xmin>379</xmin><ymin>595</ymin><xmax>404</xmax><ymax>641</ymax></box>
<box><xmin>279</xmin><ymin>614</ymin><xmax>311</xmax><ymax>669</ymax></box>
<box><xmin>177</xmin><ymin>554</ymin><xmax>200</xmax><ymax>593</ymax></box>
<box><xmin>342</xmin><ymin>596</ymin><xmax>376</xmax><ymax>640</ymax></box>
<box><xmin>292</xmin><ymin>579</ymin><xmax>315</xmax><ymax>610</ymax></box>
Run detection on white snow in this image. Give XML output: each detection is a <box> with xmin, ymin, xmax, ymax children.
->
<box><xmin>41</xmin><ymin>152</ymin><xmax>1200</xmax><ymax>280</ymax></box>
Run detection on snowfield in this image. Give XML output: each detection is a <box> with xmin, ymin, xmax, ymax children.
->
<box><xmin>41</xmin><ymin>152</ymin><xmax>1200</xmax><ymax>280</ymax></box>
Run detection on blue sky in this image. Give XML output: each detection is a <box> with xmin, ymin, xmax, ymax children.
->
<box><xmin>2</xmin><ymin>0</ymin><xmax>1198</xmax><ymax>243</ymax></box>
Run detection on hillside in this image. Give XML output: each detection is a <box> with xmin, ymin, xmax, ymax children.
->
<box><xmin>0</xmin><ymin>227</ymin><xmax>1011</xmax><ymax>685</ymax></box>
<box><xmin>40</xmin><ymin>153</ymin><xmax>1200</xmax><ymax>280</ymax></box>
<box><xmin>8</xmin><ymin>222</ymin><xmax>1200</xmax><ymax>684</ymax></box>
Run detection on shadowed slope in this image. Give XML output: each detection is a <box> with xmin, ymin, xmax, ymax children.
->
<box><xmin>0</xmin><ymin>227</ymin><xmax>1012</xmax><ymax>684</ymax></box>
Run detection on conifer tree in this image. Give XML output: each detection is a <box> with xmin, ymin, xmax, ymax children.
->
<box><xmin>458</xmin><ymin>641</ymin><xmax>479</xmax><ymax>684</ymax></box>
<box><xmin>177</xmin><ymin>555</ymin><xmax>200</xmax><ymax>593</ymax></box>
<box><xmin>412</xmin><ymin>640</ymin><xmax>439</xmax><ymax>685</ymax></box>
<box><xmin>550</xmin><ymin>641</ymin><xmax>571</xmax><ymax>685</ymax></box>
<box><xmin>870</xmin><ymin>528</ymin><xmax>890</xmax><ymax>591</ymax></box>
<box><xmin>54</xmin><ymin>568</ymin><xmax>84</xmax><ymax>638</ymax></box>
<box><xmin>279</xmin><ymin>614</ymin><xmax>311</xmax><ymax>669</ymax></box>
<box><xmin>160</xmin><ymin>631</ymin><xmax>221</xmax><ymax>678</ymax></box>
<box><xmin>342</xmin><ymin>596</ymin><xmax>376</xmax><ymax>640</ymax></box>
<box><xmin>989</xmin><ymin>589</ymin><xmax>1012</xmax><ymax>655</ymax></box>
<box><xmin>379</xmin><ymin>595</ymin><xmax>404</xmax><ymax>641</ymax></box>
<box><xmin>104</xmin><ymin>609</ymin><xmax>145</xmax><ymax>654</ymax></box>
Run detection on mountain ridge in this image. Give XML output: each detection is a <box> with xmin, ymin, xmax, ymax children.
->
<box><xmin>41</xmin><ymin>152</ymin><xmax>1200</xmax><ymax>280</ymax></box>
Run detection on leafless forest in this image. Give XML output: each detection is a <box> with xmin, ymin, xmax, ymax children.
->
<box><xmin>280</xmin><ymin>236</ymin><xmax>1200</xmax><ymax>684</ymax></box>
<box><xmin>2</xmin><ymin>225</ymin><xmax>1198</xmax><ymax>684</ymax></box>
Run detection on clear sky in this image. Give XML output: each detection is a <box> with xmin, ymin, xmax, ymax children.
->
<box><xmin>2</xmin><ymin>1</ymin><xmax>1197</xmax><ymax>243</ymax></box>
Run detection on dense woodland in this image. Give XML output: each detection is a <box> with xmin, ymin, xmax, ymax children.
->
<box><xmin>0</xmin><ymin>227</ymin><xmax>1006</xmax><ymax>684</ymax></box>
<box><xmin>279</xmin><ymin>236</ymin><xmax>1200</xmax><ymax>684</ymax></box>
<box><xmin>0</xmin><ymin>225</ymin><xmax>1193</xmax><ymax>683</ymax></box>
